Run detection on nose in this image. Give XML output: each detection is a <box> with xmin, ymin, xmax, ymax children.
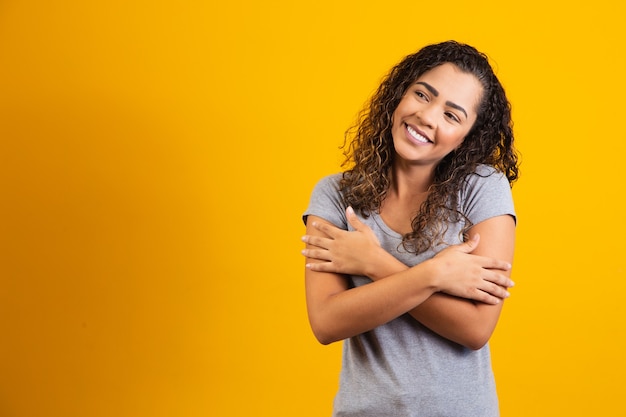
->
<box><xmin>416</xmin><ymin>106</ymin><xmax>436</xmax><ymax>129</ymax></box>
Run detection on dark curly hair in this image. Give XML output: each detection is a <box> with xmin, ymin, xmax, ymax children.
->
<box><xmin>340</xmin><ymin>41</ymin><xmax>519</xmax><ymax>253</ymax></box>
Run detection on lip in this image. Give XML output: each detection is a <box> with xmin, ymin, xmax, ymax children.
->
<box><xmin>404</xmin><ymin>123</ymin><xmax>432</xmax><ymax>145</ymax></box>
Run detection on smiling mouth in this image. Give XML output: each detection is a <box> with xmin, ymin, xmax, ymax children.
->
<box><xmin>406</xmin><ymin>124</ymin><xmax>432</xmax><ymax>144</ymax></box>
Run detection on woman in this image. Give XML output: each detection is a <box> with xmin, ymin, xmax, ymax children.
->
<box><xmin>302</xmin><ymin>41</ymin><xmax>519</xmax><ymax>416</ymax></box>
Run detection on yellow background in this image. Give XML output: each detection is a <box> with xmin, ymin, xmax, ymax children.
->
<box><xmin>0</xmin><ymin>0</ymin><xmax>624</xmax><ymax>416</ymax></box>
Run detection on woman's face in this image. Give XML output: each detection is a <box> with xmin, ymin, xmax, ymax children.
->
<box><xmin>391</xmin><ymin>63</ymin><xmax>483</xmax><ymax>169</ymax></box>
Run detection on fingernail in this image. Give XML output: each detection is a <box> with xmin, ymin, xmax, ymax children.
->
<box><xmin>301</xmin><ymin>249</ymin><xmax>307</xmax><ymax>256</ymax></box>
<box><xmin>301</xmin><ymin>235</ymin><xmax>307</xmax><ymax>242</ymax></box>
<box><xmin>505</xmin><ymin>291</ymin><xmax>511</xmax><ymax>298</ymax></box>
<box><xmin>509</xmin><ymin>280</ymin><xmax>515</xmax><ymax>287</ymax></box>
<box><xmin>347</xmin><ymin>206</ymin><xmax>354</xmax><ymax>215</ymax></box>
<box><xmin>305</xmin><ymin>263</ymin><xmax>311</xmax><ymax>269</ymax></box>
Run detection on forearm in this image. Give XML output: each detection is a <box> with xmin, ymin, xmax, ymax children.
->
<box><xmin>409</xmin><ymin>294</ymin><xmax>502</xmax><ymax>349</ymax></box>
<box><xmin>306</xmin><ymin>260</ymin><xmax>438</xmax><ymax>345</ymax></box>
<box><xmin>367</xmin><ymin>248</ymin><xmax>501</xmax><ymax>349</ymax></box>
<box><xmin>303</xmin><ymin>215</ymin><xmax>515</xmax><ymax>347</ymax></box>
<box><xmin>365</xmin><ymin>216</ymin><xmax>515</xmax><ymax>349</ymax></box>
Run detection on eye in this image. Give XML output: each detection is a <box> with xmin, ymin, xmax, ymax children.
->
<box><xmin>414</xmin><ymin>90</ymin><xmax>428</xmax><ymax>100</ymax></box>
<box><xmin>444</xmin><ymin>111</ymin><xmax>461</xmax><ymax>123</ymax></box>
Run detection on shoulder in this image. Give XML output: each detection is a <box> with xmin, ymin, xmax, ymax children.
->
<box><xmin>308</xmin><ymin>173</ymin><xmax>344</xmax><ymax>203</ymax></box>
<box><xmin>462</xmin><ymin>164</ymin><xmax>510</xmax><ymax>193</ymax></box>
<box><xmin>303</xmin><ymin>173</ymin><xmax>348</xmax><ymax>228</ymax></box>
<box><xmin>469</xmin><ymin>164</ymin><xmax>506</xmax><ymax>181</ymax></box>
<box><xmin>460</xmin><ymin>164</ymin><xmax>516</xmax><ymax>224</ymax></box>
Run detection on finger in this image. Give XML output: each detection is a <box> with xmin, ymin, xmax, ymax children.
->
<box><xmin>479</xmin><ymin>281</ymin><xmax>510</xmax><ymax>300</ymax></box>
<box><xmin>480</xmin><ymin>257</ymin><xmax>512</xmax><ymax>272</ymax></box>
<box><xmin>301</xmin><ymin>248</ymin><xmax>332</xmax><ymax>262</ymax></box>
<box><xmin>466</xmin><ymin>284</ymin><xmax>507</xmax><ymax>305</ymax></box>
<box><xmin>456</xmin><ymin>234</ymin><xmax>480</xmax><ymax>254</ymax></box>
<box><xmin>346</xmin><ymin>206</ymin><xmax>381</xmax><ymax>246</ymax></box>
<box><xmin>302</xmin><ymin>234</ymin><xmax>332</xmax><ymax>249</ymax></box>
<box><xmin>473</xmin><ymin>291</ymin><xmax>502</xmax><ymax>305</ymax></box>
<box><xmin>311</xmin><ymin>220</ymin><xmax>340</xmax><ymax>238</ymax></box>
<box><xmin>485</xmin><ymin>270</ymin><xmax>515</xmax><ymax>288</ymax></box>
<box><xmin>345</xmin><ymin>206</ymin><xmax>364</xmax><ymax>231</ymax></box>
<box><xmin>305</xmin><ymin>261</ymin><xmax>336</xmax><ymax>273</ymax></box>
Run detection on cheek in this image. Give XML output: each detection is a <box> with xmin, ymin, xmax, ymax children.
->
<box><xmin>391</xmin><ymin>104</ymin><xmax>404</xmax><ymax>126</ymax></box>
<box><xmin>441</xmin><ymin>127</ymin><xmax>468</xmax><ymax>149</ymax></box>
<box><xmin>457</xmin><ymin>132</ymin><xmax>472</xmax><ymax>149</ymax></box>
<box><xmin>455</xmin><ymin>124</ymin><xmax>475</xmax><ymax>146</ymax></box>
<box><xmin>452</xmin><ymin>128</ymin><xmax>475</xmax><ymax>151</ymax></box>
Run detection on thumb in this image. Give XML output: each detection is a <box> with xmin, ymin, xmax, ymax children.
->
<box><xmin>346</xmin><ymin>206</ymin><xmax>365</xmax><ymax>231</ymax></box>
<box><xmin>459</xmin><ymin>233</ymin><xmax>480</xmax><ymax>253</ymax></box>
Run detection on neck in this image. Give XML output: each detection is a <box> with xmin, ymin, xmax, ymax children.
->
<box><xmin>390</xmin><ymin>162</ymin><xmax>434</xmax><ymax>199</ymax></box>
<box><xmin>379</xmin><ymin>163</ymin><xmax>434</xmax><ymax>235</ymax></box>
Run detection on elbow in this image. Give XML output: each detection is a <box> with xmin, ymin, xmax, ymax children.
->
<box><xmin>310</xmin><ymin>325</ymin><xmax>341</xmax><ymax>346</ymax></box>
<box><xmin>461</xmin><ymin>330</ymin><xmax>493</xmax><ymax>351</ymax></box>
<box><xmin>315</xmin><ymin>333</ymin><xmax>336</xmax><ymax>346</ymax></box>
<box><xmin>465</xmin><ymin>338</ymin><xmax>489</xmax><ymax>351</ymax></box>
<box><xmin>309</xmin><ymin>317</ymin><xmax>342</xmax><ymax>346</ymax></box>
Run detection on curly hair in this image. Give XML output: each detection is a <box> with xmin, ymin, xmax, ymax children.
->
<box><xmin>339</xmin><ymin>41</ymin><xmax>519</xmax><ymax>253</ymax></box>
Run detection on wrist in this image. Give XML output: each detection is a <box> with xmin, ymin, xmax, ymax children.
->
<box><xmin>419</xmin><ymin>258</ymin><xmax>442</xmax><ymax>292</ymax></box>
<box><xmin>367</xmin><ymin>247</ymin><xmax>408</xmax><ymax>280</ymax></box>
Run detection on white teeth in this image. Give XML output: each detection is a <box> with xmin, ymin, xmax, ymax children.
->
<box><xmin>406</xmin><ymin>125</ymin><xmax>429</xmax><ymax>143</ymax></box>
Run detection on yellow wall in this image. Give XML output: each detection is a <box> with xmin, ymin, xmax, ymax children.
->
<box><xmin>0</xmin><ymin>1</ymin><xmax>624</xmax><ymax>416</ymax></box>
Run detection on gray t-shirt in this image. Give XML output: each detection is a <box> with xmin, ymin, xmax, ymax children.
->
<box><xmin>303</xmin><ymin>165</ymin><xmax>516</xmax><ymax>417</ymax></box>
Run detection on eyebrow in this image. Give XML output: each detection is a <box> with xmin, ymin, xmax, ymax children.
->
<box><xmin>415</xmin><ymin>81</ymin><xmax>468</xmax><ymax>119</ymax></box>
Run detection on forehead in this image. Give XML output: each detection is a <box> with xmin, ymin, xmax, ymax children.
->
<box><xmin>414</xmin><ymin>63</ymin><xmax>483</xmax><ymax>112</ymax></box>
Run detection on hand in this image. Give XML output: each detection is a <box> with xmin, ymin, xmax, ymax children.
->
<box><xmin>429</xmin><ymin>234</ymin><xmax>514</xmax><ymax>305</ymax></box>
<box><xmin>302</xmin><ymin>207</ymin><xmax>384</xmax><ymax>276</ymax></box>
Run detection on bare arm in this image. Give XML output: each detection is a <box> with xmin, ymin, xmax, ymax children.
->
<box><xmin>303</xmin><ymin>213</ymin><xmax>513</xmax><ymax>346</ymax></box>
<box><xmin>411</xmin><ymin>216</ymin><xmax>515</xmax><ymax>349</ymax></box>
<box><xmin>303</xmin><ymin>209</ymin><xmax>515</xmax><ymax>349</ymax></box>
<box><xmin>304</xmin><ymin>215</ymin><xmax>437</xmax><ymax>345</ymax></box>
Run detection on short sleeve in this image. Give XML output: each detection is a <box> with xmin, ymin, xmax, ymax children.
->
<box><xmin>461</xmin><ymin>165</ymin><xmax>516</xmax><ymax>226</ymax></box>
<box><xmin>302</xmin><ymin>174</ymin><xmax>348</xmax><ymax>229</ymax></box>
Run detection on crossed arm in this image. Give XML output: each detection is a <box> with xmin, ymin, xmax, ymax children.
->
<box><xmin>302</xmin><ymin>208</ymin><xmax>515</xmax><ymax>349</ymax></box>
